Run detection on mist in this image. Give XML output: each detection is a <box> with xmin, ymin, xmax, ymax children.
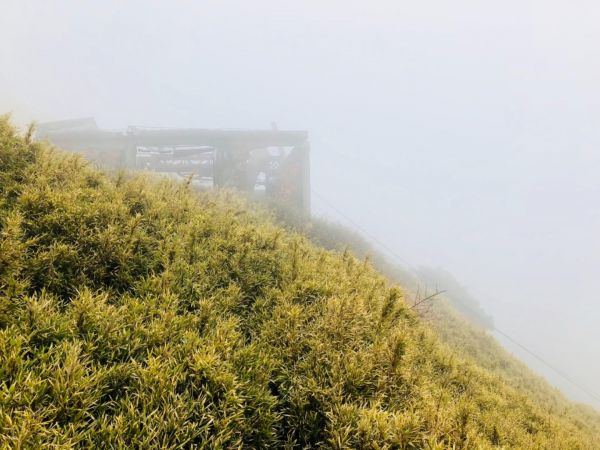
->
<box><xmin>2</xmin><ymin>0</ymin><xmax>600</xmax><ymax>409</ymax></box>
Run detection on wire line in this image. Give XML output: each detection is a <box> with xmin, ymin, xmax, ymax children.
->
<box><xmin>311</xmin><ymin>189</ymin><xmax>412</xmax><ymax>267</ymax></box>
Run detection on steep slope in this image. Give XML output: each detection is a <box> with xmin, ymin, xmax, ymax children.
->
<box><xmin>429</xmin><ymin>302</ymin><xmax>600</xmax><ymax>438</ymax></box>
<box><xmin>1</xmin><ymin>117</ymin><xmax>599</xmax><ymax>448</ymax></box>
<box><xmin>294</xmin><ymin>215</ymin><xmax>600</xmax><ymax>442</ymax></box>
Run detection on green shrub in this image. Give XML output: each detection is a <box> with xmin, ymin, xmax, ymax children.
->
<box><xmin>0</xmin><ymin>116</ymin><xmax>598</xmax><ymax>448</ymax></box>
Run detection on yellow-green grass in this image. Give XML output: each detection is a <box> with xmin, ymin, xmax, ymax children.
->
<box><xmin>0</xmin><ymin>116</ymin><xmax>599</xmax><ymax>448</ymax></box>
<box><xmin>293</xmin><ymin>215</ymin><xmax>600</xmax><ymax>442</ymax></box>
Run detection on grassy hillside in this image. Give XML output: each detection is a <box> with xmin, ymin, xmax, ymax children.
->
<box><xmin>429</xmin><ymin>302</ymin><xmax>600</xmax><ymax>439</ymax></box>
<box><xmin>290</xmin><ymin>215</ymin><xmax>600</xmax><ymax>442</ymax></box>
<box><xmin>1</xmin><ymin>116</ymin><xmax>599</xmax><ymax>448</ymax></box>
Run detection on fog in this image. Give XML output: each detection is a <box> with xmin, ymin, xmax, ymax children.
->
<box><xmin>2</xmin><ymin>0</ymin><xmax>600</xmax><ymax>408</ymax></box>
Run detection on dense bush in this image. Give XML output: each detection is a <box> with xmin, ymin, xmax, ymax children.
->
<box><xmin>1</xmin><ymin>116</ymin><xmax>599</xmax><ymax>448</ymax></box>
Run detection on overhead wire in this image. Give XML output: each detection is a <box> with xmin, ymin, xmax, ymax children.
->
<box><xmin>311</xmin><ymin>189</ymin><xmax>412</xmax><ymax>267</ymax></box>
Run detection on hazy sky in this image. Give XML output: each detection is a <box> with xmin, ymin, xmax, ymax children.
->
<box><xmin>2</xmin><ymin>0</ymin><xmax>599</xmax><ymax>408</ymax></box>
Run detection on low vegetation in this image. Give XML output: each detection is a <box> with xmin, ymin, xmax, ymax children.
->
<box><xmin>1</xmin><ymin>116</ymin><xmax>599</xmax><ymax>448</ymax></box>
<box><xmin>290</xmin><ymin>212</ymin><xmax>600</xmax><ymax>444</ymax></box>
